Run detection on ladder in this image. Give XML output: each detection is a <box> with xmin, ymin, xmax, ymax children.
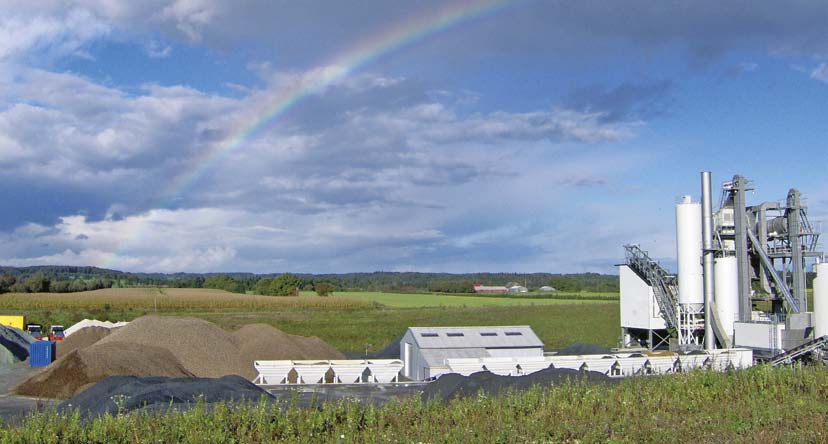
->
<box><xmin>624</xmin><ymin>245</ymin><xmax>679</xmax><ymax>331</ymax></box>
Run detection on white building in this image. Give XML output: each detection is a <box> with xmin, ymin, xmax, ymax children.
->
<box><xmin>539</xmin><ymin>286</ymin><xmax>556</xmax><ymax>292</ymax></box>
<box><xmin>508</xmin><ymin>285</ymin><xmax>529</xmax><ymax>293</ymax></box>
<box><xmin>399</xmin><ymin>326</ymin><xmax>544</xmax><ymax>381</ymax></box>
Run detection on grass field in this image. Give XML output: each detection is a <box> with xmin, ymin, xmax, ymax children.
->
<box><xmin>331</xmin><ymin>291</ymin><xmax>615</xmax><ymax>307</ymax></box>
<box><xmin>3</xmin><ymin>366</ymin><xmax>826</xmax><ymax>443</ymax></box>
<box><xmin>0</xmin><ymin>288</ymin><xmax>620</xmax><ymax>352</ymax></box>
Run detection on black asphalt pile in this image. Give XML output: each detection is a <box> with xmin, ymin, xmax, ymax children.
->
<box><xmin>554</xmin><ymin>343</ymin><xmax>612</xmax><ymax>356</ymax></box>
<box><xmin>370</xmin><ymin>335</ymin><xmax>402</xmax><ymax>359</ymax></box>
<box><xmin>344</xmin><ymin>335</ymin><xmax>403</xmax><ymax>360</ymax></box>
<box><xmin>421</xmin><ymin>368</ymin><xmax>612</xmax><ymax>402</ymax></box>
<box><xmin>0</xmin><ymin>325</ymin><xmax>34</xmax><ymax>364</ymax></box>
<box><xmin>58</xmin><ymin>375</ymin><xmax>275</xmax><ymax>421</ymax></box>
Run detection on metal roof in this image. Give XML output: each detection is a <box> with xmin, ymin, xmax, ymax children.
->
<box><xmin>405</xmin><ymin>326</ymin><xmax>543</xmax><ymax>349</ymax></box>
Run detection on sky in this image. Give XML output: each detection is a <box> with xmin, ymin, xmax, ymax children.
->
<box><xmin>0</xmin><ymin>0</ymin><xmax>826</xmax><ymax>274</ymax></box>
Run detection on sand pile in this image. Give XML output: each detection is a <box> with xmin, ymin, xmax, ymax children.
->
<box><xmin>233</xmin><ymin>324</ymin><xmax>345</xmax><ymax>379</ymax></box>
<box><xmin>16</xmin><ymin>342</ymin><xmax>194</xmax><ymax>399</ymax></box>
<box><xmin>96</xmin><ymin>316</ymin><xmax>242</xmax><ymax>378</ymax></box>
<box><xmin>57</xmin><ymin>326</ymin><xmax>113</xmax><ymax>357</ymax></box>
<box><xmin>15</xmin><ymin>316</ymin><xmax>344</xmax><ymax>398</ymax></box>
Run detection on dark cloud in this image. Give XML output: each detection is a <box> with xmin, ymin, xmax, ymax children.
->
<box><xmin>563</xmin><ymin>80</ymin><xmax>674</xmax><ymax>124</ymax></box>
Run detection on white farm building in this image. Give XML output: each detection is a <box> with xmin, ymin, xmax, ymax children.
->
<box><xmin>399</xmin><ymin>326</ymin><xmax>544</xmax><ymax>381</ymax></box>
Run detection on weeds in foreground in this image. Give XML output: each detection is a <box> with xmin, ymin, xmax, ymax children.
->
<box><xmin>1</xmin><ymin>366</ymin><xmax>826</xmax><ymax>443</ymax></box>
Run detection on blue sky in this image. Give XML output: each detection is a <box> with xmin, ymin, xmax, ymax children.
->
<box><xmin>0</xmin><ymin>0</ymin><xmax>826</xmax><ymax>273</ymax></box>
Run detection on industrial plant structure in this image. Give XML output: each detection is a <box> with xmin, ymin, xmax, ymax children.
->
<box><xmin>621</xmin><ymin>172</ymin><xmax>828</xmax><ymax>363</ymax></box>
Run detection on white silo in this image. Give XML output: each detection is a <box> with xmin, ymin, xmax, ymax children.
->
<box><xmin>813</xmin><ymin>262</ymin><xmax>828</xmax><ymax>338</ymax></box>
<box><xmin>676</xmin><ymin>196</ymin><xmax>704</xmax><ymax>306</ymax></box>
<box><xmin>714</xmin><ymin>256</ymin><xmax>740</xmax><ymax>338</ymax></box>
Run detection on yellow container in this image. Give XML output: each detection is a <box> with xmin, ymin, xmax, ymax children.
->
<box><xmin>0</xmin><ymin>315</ymin><xmax>25</xmax><ymax>330</ymax></box>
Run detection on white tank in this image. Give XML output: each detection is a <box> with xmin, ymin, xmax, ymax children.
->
<box><xmin>814</xmin><ymin>262</ymin><xmax>828</xmax><ymax>338</ymax></box>
<box><xmin>714</xmin><ymin>256</ymin><xmax>740</xmax><ymax>338</ymax></box>
<box><xmin>676</xmin><ymin>196</ymin><xmax>704</xmax><ymax>306</ymax></box>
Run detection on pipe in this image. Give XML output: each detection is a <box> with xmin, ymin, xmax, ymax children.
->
<box><xmin>701</xmin><ymin>171</ymin><xmax>716</xmax><ymax>350</ymax></box>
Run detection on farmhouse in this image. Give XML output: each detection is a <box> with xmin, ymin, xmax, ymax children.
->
<box><xmin>472</xmin><ymin>284</ymin><xmax>508</xmax><ymax>294</ymax></box>
<box><xmin>399</xmin><ymin>326</ymin><xmax>544</xmax><ymax>381</ymax></box>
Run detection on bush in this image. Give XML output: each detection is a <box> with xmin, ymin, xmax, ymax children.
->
<box><xmin>254</xmin><ymin>274</ymin><xmax>300</xmax><ymax>296</ymax></box>
<box><xmin>315</xmin><ymin>282</ymin><xmax>334</xmax><ymax>296</ymax></box>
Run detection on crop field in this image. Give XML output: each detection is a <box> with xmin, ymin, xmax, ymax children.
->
<box><xmin>3</xmin><ymin>366</ymin><xmax>826</xmax><ymax>443</ymax></box>
<box><xmin>0</xmin><ymin>288</ymin><xmax>620</xmax><ymax>352</ymax></box>
<box><xmin>0</xmin><ymin>288</ymin><xmax>371</xmax><ymax>311</ymax></box>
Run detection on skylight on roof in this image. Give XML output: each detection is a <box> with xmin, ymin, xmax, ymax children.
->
<box><xmin>480</xmin><ymin>332</ymin><xmax>497</xmax><ymax>336</ymax></box>
<box><xmin>420</xmin><ymin>333</ymin><xmax>439</xmax><ymax>337</ymax></box>
<box><xmin>505</xmin><ymin>332</ymin><xmax>523</xmax><ymax>336</ymax></box>
<box><xmin>446</xmin><ymin>332</ymin><xmax>464</xmax><ymax>337</ymax></box>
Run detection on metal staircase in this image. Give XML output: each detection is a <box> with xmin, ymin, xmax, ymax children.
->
<box><xmin>624</xmin><ymin>245</ymin><xmax>679</xmax><ymax>331</ymax></box>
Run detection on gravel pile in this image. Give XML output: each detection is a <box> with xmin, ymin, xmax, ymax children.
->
<box><xmin>422</xmin><ymin>367</ymin><xmax>612</xmax><ymax>402</ymax></box>
<box><xmin>97</xmin><ymin>316</ymin><xmax>242</xmax><ymax>378</ymax></box>
<box><xmin>57</xmin><ymin>326</ymin><xmax>113</xmax><ymax>357</ymax></box>
<box><xmin>233</xmin><ymin>324</ymin><xmax>345</xmax><ymax>380</ymax></box>
<box><xmin>14</xmin><ymin>316</ymin><xmax>344</xmax><ymax>398</ymax></box>
<box><xmin>58</xmin><ymin>375</ymin><xmax>274</xmax><ymax>421</ymax></box>
<box><xmin>0</xmin><ymin>325</ymin><xmax>34</xmax><ymax>365</ymax></box>
<box><xmin>15</xmin><ymin>342</ymin><xmax>194</xmax><ymax>399</ymax></box>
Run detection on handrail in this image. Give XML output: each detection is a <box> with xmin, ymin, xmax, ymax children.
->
<box><xmin>624</xmin><ymin>245</ymin><xmax>679</xmax><ymax>330</ymax></box>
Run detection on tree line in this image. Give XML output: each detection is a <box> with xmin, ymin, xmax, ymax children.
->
<box><xmin>0</xmin><ymin>266</ymin><xmax>621</xmax><ymax>295</ymax></box>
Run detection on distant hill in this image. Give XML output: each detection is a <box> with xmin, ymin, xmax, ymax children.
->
<box><xmin>0</xmin><ymin>266</ymin><xmax>620</xmax><ymax>294</ymax></box>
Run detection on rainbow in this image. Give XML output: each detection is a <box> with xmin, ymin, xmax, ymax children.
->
<box><xmin>103</xmin><ymin>0</ymin><xmax>523</xmax><ymax>269</ymax></box>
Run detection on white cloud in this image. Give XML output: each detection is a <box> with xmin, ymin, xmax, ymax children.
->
<box><xmin>0</xmin><ymin>8</ymin><xmax>109</xmax><ymax>61</ymax></box>
<box><xmin>811</xmin><ymin>63</ymin><xmax>828</xmax><ymax>83</ymax></box>
<box><xmin>145</xmin><ymin>40</ymin><xmax>172</xmax><ymax>58</ymax></box>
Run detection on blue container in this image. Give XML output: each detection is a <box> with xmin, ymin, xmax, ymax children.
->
<box><xmin>29</xmin><ymin>340</ymin><xmax>56</xmax><ymax>367</ymax></box>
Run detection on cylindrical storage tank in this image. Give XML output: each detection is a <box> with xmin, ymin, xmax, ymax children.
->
<box><xmin>676</xmin><ymin>196</ymin><xmax>704</xmax><ymax>306</ymax></box>
<box><xmin>814</xmin><ymin>262</ymin><xmax>828</xmax><ymax>338</ymax></box>
<box><xmin>714</xmin><ymin>256</ymin><xmax>740</xmax><ymax>338</ymax></box>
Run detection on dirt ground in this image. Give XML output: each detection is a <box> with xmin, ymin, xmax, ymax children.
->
<box><xmin>0</xmin><ymin>363</ymin><xmax>57</xmax><ymax>424</ymax></box>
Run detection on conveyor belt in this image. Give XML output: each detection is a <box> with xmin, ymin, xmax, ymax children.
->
<box><xmin>769</xmin><ymin>335</ymin><xmax>828</xmax><ymax>366</ymax></box>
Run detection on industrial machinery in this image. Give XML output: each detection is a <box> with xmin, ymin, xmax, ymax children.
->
<box><xmin>621</xmin><ymin>172</ymin><xmax>827</xmax><ymax>363</ymax></box>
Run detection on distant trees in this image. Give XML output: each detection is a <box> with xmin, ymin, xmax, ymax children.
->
<box><xmin>0</xmin><ymin>266</ymin><xmax>620</xmax><ymax>295</ymax></box>
<box><xmin>254</xmin><ymin>273</ymin><xmax>300</xmax><ymax>296</ymax></box>
<box><xmin>0</xmin><ymin>274</ymin><xmax>16</xmax><ymax>294</ymax></box>
<box><xmin>0</xmin><ymin>272</ymin><xmax>112</xmax><ymax>294</ymax></box>
<box><xmin>549</xmin><ymin>276</ymin><xmax>583</xmax><ymax>292</ymax></box>
<box><xmin>203</xmin><ymin>275</ymin><xmax>244</xmax><ymax>293</ymax></box>
<box><xmin>427</xmin><ymin>281</ymin><xmax>475</xmax><ymax>294</ymax></box>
